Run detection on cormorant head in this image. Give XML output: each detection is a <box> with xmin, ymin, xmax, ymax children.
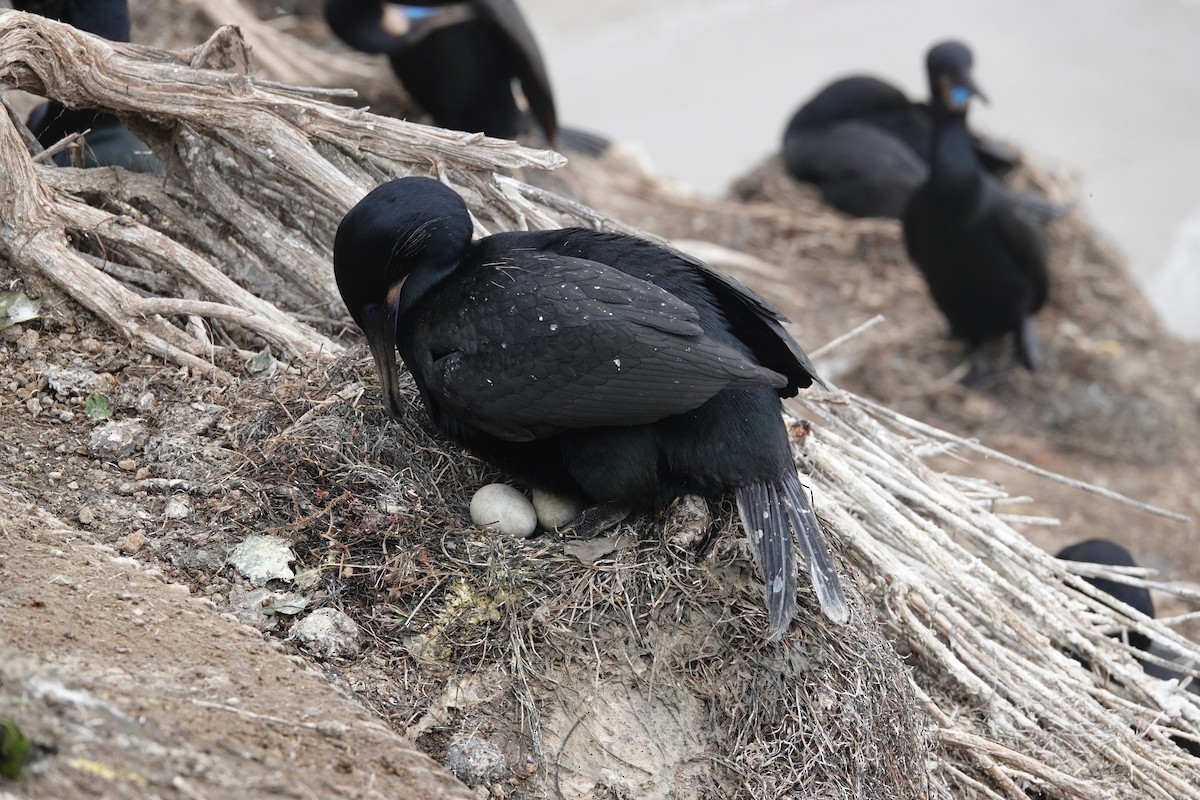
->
<box><xmin>334</xmin><ymin>176</ymin><xmax>473</xmax><ymax>418</ymax></box>
<box><xmin>325</xmin><ymin>0</ymin><xmax>399</xmax><ymax>54</ymax></box>
<box><xmin>926</xmin><ymin>40</ymin><xmax>987</xmax><ymax>115</ymax></box>
<box><xmin>325</xmin><ymin>0</ymin><xmax>473</xmax><ymax>54</ymax></box>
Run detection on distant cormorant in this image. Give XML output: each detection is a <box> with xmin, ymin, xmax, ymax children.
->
<box><xmin>13</xmin><ymin>0</ymin><xmax>158</xmax><ymax>172</ymax></box>
<box><xmin>334</xmin><ymin>176</ymin><xmax>849</xmax><ymax>638</ymax></box>
<box><xmin>324</xmin><ymin>0</ymin><xmax>557</xmax><ymax>142</ymax></box>
<box><xmin>1057</xmin><ymin>538</ymin><xmax>1199</xmax><ymax>755</ymax></box>
<box><xmin>901</xmin><ymin>41</ymin><xmax>1048</xmax><ymax>384</ymax></box>
<box><xmin>26</xmin><ymin>104</ymin><xmax>159</xmax><ymax>172</ymax></box>
<box><xmin>1057</xmin><ymin>539</ymin><xmax>1154</xmax><ymax>652</ymax></box>
<box><xmin>782</xmin><ymin>69</ymin><xmax>1018</xmax><ymax>218</ymax></box>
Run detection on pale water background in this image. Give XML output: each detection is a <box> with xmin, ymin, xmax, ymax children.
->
<box><xmin>520</xmin><ymin>0</ymin><xmax>1200</xmax><ymax>339</ymax></box>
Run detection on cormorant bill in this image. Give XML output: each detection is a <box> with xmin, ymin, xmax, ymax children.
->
<box><xmin>333</xmin><ymin>176</ymin><xmax>850</xmax><ymax>638</ymax></box>
<box><xmin>781</xmin><ymin>71</ymin><xmax>1019</xmax><ymax>219</ymax></box>
<box><xmin>13</xmin><ymin>0</ymin><xmax>159</xmax><ymax>173</ymax></box>
<box><xmin>901</xmin><ymin>40</ymin><xmax>1049</xmax><ymax>385</ymax></box>
<box><xmin>324</xmin><ymin>0</ymin><xmax>557</xmax><ymax>142</ymax></box>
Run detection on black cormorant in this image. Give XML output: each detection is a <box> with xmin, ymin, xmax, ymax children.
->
<box><xmin>1057</xmin><ymin>538</ymin><xmax>1199</xmax><ymax>755</ymax></box>
<box><xmin>782</xmin><ymin>69</ymin><xmax>1018</xmax><ymax>218</ymax></box>
<box><xmin>324</xmin><ymin>0</ymin><xmax>557</xmax><ymax>142</ymax></box>
<box><xmin>901</xmin><ymin>41</ymin><xmax>1048</xmax><ymax>384</ymax></box>
<box><xmin>13</xmin><ymin>0</ymin><xmax>159</xmax><ymax>172</ymax></box>
<box><xmin>333</xmin><ymin>176</ymin><xmax>849</xmax><ymax>639</ymax></box>
<box><xmin>25</xmin><ymin>103</ymin><xmax>159</xmax><ymax>172</ymax></box>
<box><xmin>1057</xmin><ymin>539</ymin><xmax>1154</xmax><ymax>652</ymax></box>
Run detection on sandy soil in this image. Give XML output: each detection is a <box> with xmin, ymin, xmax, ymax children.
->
<box><xmin>0</xmin><ymin>316</ymin><xmax>474</xmax><ymax>798</ymax></box>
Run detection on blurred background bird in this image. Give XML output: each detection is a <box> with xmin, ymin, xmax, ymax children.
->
<box><xmin>781</xmin><ymin>72</ymin><xmax>1017</xmax><ymax>218</ymax></box>
<box><xmin>12</xmin><ymin>0</ymin><xmax>159</xmax><ymax>172</ymax></box>
<box><xmin>324</xmin><ymin>0</ymin><xmax>557</xmax><ymax>141</ymax></box>
<box><xmin>901</xmin><ymin>40</ymin><xmax>1048</xmax><ymax>385</ymax></box>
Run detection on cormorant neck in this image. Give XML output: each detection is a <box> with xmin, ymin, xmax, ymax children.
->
<box><xmin>69</xmin><ymin>0</ymin><xmax>132</xmax><ymax>42</ymax></box>
<box><xmin>325</xmin><ymin>0</ymin><xmax>397</xmax><ymax>54</ymax></box>
<box><xmin>397</xmin><ymin>249</ymin><xmax>467</xmax><ymax>318</ymax></box>
<box><xmin>929</xmin><ymin>113</ymin><xmax>981</xmax><ymax>196</ymax></box>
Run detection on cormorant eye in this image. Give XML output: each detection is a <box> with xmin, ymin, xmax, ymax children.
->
<box><xmin>362</xmin><ymin>303</ymin><xmax>381</xmax><ymax>320</ymax></box>
<box><xmin>950</xmin><ymin>85</ymin><xmax>972</xmax><ymax>106</ymax></box>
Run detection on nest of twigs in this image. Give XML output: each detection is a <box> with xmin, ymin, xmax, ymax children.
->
<box><xmin>2</xmin><ymin>6</ymin><xmax>1198</xmax><ymax>799</ymax></box>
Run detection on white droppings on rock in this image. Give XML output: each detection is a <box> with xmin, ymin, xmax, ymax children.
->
<box><xmin>470</xmin><ymin>483</ymin><xmax>537</xmax><ymax>538</ymax></box>
<box><xmin>444</xmin><ymin>735</ymin><xmax>509</xmax><ymax>786</ymax></box>
<box><xmin>531</xmin><ymin>488</ymin><xmax>583</xmax><ymax>531</ymax></box>
<box><xmin>45</xmin><ymin>366</ymin><xmax>105</xmax><ymax>398</ymax></box>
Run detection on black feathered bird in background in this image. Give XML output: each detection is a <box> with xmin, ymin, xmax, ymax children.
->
<box><xmin>1057</xmin><ymin>539</ymin><xmax>1155</xmax><ymax>653</ymax></box>
<box><xmin>1057</xmin><ymin>538</ymin><xmax>1199</xmax><ymax>756</ymax></box>
<box><xmin>12</xmin><ymin>0</ymin><xmax>158</xmax><ymax>172</ymax></box>
<box><xmin>333</xmin><ymin>176</ymin><xmax>849</xmax><ymax>639</ymax></box>
<box><xmin>11</xmin><ymin>0</ymin><xmax>129</xmax><ymax>40</ymax></box>
<box><xmin>324</xmin><ymin>0</ymin><xmax>557</xmax><ymax>142</ymax></box>
<box><xmin>902</xmin><ymin>41</ymin><xmax>1049</xmax><ymax>385</ymax></box>
<box><xmin>781</xmin><ymin>70</ymin><xmax>1019</xmax><ymax>219</ymax></box>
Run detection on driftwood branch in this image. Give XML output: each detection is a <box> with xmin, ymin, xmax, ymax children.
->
<box><xmin>0</xmin><ymin>11</ymin><xmax>567</xmax><ymax>378</ymax></box>
<box><xmin>180</xmin><ymin>0</ymin><xmax>382</xmax><ymax>87</ymax></box>
<box><xmin>795</xmin><ymin>392</ymin><xmax>1200</xmax><ymax>799</ymax></box>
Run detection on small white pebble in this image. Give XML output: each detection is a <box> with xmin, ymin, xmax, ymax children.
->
<box><xmin>531</xmin><ymin>488</ymin><xmax>583</xmax><ymax>531</ymax></box>
<box><xmin>470</xmin><ymin>483</ymin><xmax>537</xmax><ymax>538</ymax></box>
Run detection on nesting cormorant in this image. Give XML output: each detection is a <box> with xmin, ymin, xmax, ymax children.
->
<box><xmin>782</xmin><ymin>68</ymin><xmax>1019</xmax><ymax>218</ymax></box>
<box><xmin>901</xmin><ymin>41</ymin><xmax>1048</xmax><ymax>384</ymax></box>
<box><xmin>334</xmin><ymin>176</ymin><xmax>849</xmax><ymax>638</ymax></box>
<box><xmin>13</xmin><ymin>0</ymin><xmax>159</xmax><ymax>173</ymax></box>
<box><xmin>324</xmin><ymin>0</ymin><xmax>557</xmax><ymax>142</ymax></box>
